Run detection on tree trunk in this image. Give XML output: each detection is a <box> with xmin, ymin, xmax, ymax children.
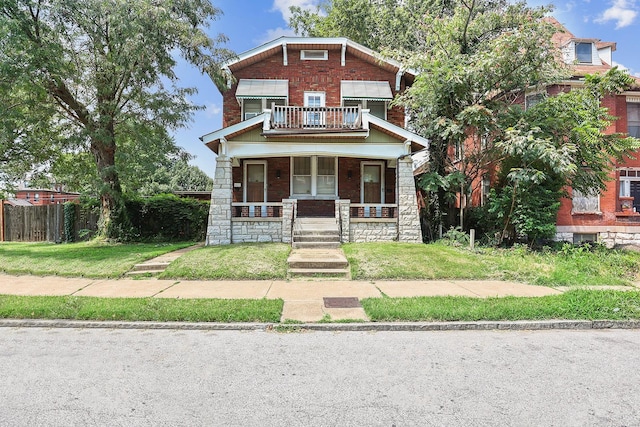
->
<box><xmin>90</xmin><ymin>118</ymin><xmax>128</xmax><ymax>239</ymax></box>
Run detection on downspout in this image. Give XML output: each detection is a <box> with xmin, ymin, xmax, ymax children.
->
<box><xmin>283</xmin><ymin>42</ymin><xmax>288</xmax><ymax>66</ymax></box>
<box><xmin>395</xmin><ymin>68</ymin><xmax>404</xmax><ymax>91</ymax></box>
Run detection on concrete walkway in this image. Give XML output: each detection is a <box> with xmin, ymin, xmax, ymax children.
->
<box><xmin>0</xmin><ymin>274</ymin><xmax>569</xmax><ymax>322</ymax></box>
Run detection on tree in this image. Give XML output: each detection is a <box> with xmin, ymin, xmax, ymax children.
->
<box><xmin>0</xmin><ymin>0</ymin><xmax>231</xmax><ymax>238</ymax></box>
<box><xmin>289</xmin><ymin>0</ymin><xmax>443</xmax><ymax>51</ymax></box>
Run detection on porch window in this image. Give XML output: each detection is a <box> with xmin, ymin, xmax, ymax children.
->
<box><xmin>291</xmin><ymin>156</ymin><xmax>337</xmax><ymax>197</ymax></box>
<box><xmin>620</xmin><ymin>169</ymin><xmax>640</xmax><ymax>212</ymax></box>
<box><xmin>304</xmin><ymin>92</ymin><xmax>325</xmax><ymax>126</ymax></box>
<box><xmin>242</xmin><ymin>98</ymin><xmax>286</xmax><ymax>120</ymax></box>
<box><xmin>292</xmin><ymin>157</ymin><xmax>312</xmax><ymax>195</ymax></box>
<box><xmin>343</xmin><ymin>99</ymin><xmax>386</xmax><ymax>120</ymax></box>
<box><xmin>341</xmin><ymin>81</ymin><xmax>392</xmax><ymax>120</ymax></box>
<box><xmin>236</xmin><ymin>79</ymin><xmax>289</xmax><ymax>120</ymax></box>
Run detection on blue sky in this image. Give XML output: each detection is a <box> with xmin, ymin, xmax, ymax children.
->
<box><xmin>175</xmin><ymin>0</ymin><xmax>640</xmax><ymax>177</ymax></box>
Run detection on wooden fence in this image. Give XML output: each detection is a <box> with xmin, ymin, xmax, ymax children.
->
<box><xmin>0</xmin><ymin>203</ymin><xmax>99</xmax><ymax>242</ymax></box>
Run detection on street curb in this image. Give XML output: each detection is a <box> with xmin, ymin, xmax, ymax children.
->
<box><xmin>1</xmin><ymin>319</ymin><xmax>640</xmax><ymax>331</ymax></box>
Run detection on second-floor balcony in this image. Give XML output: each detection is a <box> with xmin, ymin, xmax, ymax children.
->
<box><xmin>269</xmin><ymin>105</ymin><xmax>363</xmax><ymax>132</ymax></box>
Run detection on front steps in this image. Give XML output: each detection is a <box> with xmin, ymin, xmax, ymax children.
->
<box><xmin>288</xmin><ymin>218</ymin><xmax>349</xmax><ymax>278</ymax></box>
<box><xmin>292</xmin><ymin>217</ymin><xmax>341</xmax><ymax>249</ymax></box>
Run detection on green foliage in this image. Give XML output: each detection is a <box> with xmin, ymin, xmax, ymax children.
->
<box><xmin>440</xmin><ymin>227</ymin><xmax>470</xmax><ymax>246</ymax></box>
<box><xmin>63</xmin><ymin>202</ymin><xmax>76</xmax><ymax>243</ymax></box>
<box><xmin>125</xmin><ymin>194</ymin><xmax>210</xmax><ymax>241</ymax></box>
<box><xmin>0</xmin><ymin>0</ymin><xmax>231</xmax><ymax>237</ymax></box>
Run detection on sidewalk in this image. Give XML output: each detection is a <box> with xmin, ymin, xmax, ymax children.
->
<box><xmin>0</xmin><ymin>274</ymin><xmax>565</xmax><ymax>322</ymax></box>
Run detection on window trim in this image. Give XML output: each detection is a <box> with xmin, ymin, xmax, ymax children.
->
<box><xmin>290</xmin><ymin>156</ymin><xmax>338</xmax><ymax>199</ymax></box>
<box><xmin>300</xmin><ymin>50</ymin><xmax>328</xmax><ymax>61</ymax></box>
<box><xmin>575</xmin><ymin>42</ymin><xmax>593</xmax><ymax>64</ymax></box>
<box><xmin>242</xmin><ymin>98</ymin><xmax>286</xmax><ymax>121</ymax></box>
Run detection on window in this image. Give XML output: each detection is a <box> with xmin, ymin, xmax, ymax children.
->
<box><xmin>628</xmin><ymin>102</ymin><xmax>640</xmax><ymax>138</ymax></box>
<box><xmin>343</xmin><ymin>100</ymin><xmax>387</xmax><ymax>120</ymax></box>
<box><xmin>525</xmin><ymin>93</ymin><xmax>544</xmax><ymax>110</ymax></box>
<box><xmin>575</xmin><ymin>42</ymin><xmax>593</xmax><ymax>63</ymax></box>
<box><xmin>572</xmin><ymin>189</ymin><xmax>600</xmax><ymax>214</ymax></box>
<box><xmin>619</xmin><ymin>169</ymin><xmax>640</xmax><ymax>212</ymax></box>
<box><xmin>573</xmin><ymin>233</ymin><xmax>597</xmax><ymax>244</ymax></box>
<box><xmin>242</xmin><ymin>98</ymin><xmax>286</xmax><ymax>120</ymax></box>
<box><xmin>304</xmin><ymin>92</ymin><xmax>325</xmax><ymax>126</ymax></box>
<box><xmin>301</xmin><ymin>50</ymin><xmax>328</xmax><ymax>60</ymax></box>
<box><xmin>454</xmin><ymin>140</ymin><xmax>464</xmax><ymax>161</ymax></box>
<box><xmin>481</xmin><ymin>176</ymin><xmax>491</xmax><ymax>206</ymax></box>
<box><xmin>291</xmin><ymin>156</ymin><xmax>337</xmax><ymax>197</ymax></box>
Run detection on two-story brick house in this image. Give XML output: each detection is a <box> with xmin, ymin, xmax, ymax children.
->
<box><xmin>539</xmin><ymin>20</ymin><xmax>640</xmax><ymax>247</ymax></box>
<box><xmin>201</xmin><ymin>37</ymin><xmax>427</xmax><ymax>245</ymax></box>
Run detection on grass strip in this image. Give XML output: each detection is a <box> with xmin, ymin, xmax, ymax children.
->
<box><xmin>160</xmin><ymin>243</ymin><xmax>291</xmax><ymax>280</ymax></box>
<box><xmin>0</xmin><ymin>241</ymin><xmax>195</xmax><ymax>278</ymax></box>
<box><xmin>343</xmin><ymin>242</ymin><xmax>640</xmax><ymax>286</ymax></box>
<box><xmin>0</xmin><ymin>295</ymin><xmax>283</xmax><ymax>323</ymax></box>
<box><xmin>361</xmin><ymin>289</ymin><xmax>640</xmax><ymax>322</ymax></box>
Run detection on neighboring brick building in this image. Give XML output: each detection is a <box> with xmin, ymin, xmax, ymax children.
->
<box><xmin>11</xmin><ymin>188</ymin><xmax>80</xmax><ymax>206</ymax></box>
<box><xmin>541</xmin><ymin>20</ymin><xmax>640</xmax><ymax>246</ymax></box>
<box><xmin>201</xmin><ymin>37</ymin><xmax>427</xmax><ymax>244</ymax></box>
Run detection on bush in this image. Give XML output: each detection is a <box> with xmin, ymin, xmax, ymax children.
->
<box><xmin>125</xmin><ymin>193</ymin><xmax>209</xmax><ymax>241</ymax></box>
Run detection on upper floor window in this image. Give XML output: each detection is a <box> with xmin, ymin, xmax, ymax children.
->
<box><xmin>301</xmin><ymin>50</ymin><xmax>328</xmax><ymax>60</ymax></box>
<box><xmin>304</xmin><ymin>92</ymin><xmax>326</xmax><ymax>126</ymax></box>
<box><xmin>575</xmin><ymin>42</ymin><xmax>593</xmax><ymax>63</ymax></box>
<box><xmin>343</xmin><ymin>99</ymin><xmax>387</xmax><ymax>120</ymax></box>
<box><xmin>242</xmin><ymin>98</ymin><xmax>285</xmax><ymax>120</ymax></box>
<box><xmin>628</xmin><ymin>102</ymin><xmax>640</xmax><ymax>138</ymax></box>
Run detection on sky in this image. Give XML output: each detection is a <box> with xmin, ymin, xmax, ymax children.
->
<box><xmin>175</xmin><ymin>0</ymin><xmax>640</xmax><ymax>178</ymax></box>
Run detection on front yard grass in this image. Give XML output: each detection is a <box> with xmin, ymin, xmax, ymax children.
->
<box><xmin>160</xmin><ymin>243</ymin><xmax>291</xmax><ymax>280</ymax></box>
<box><xmin>343</xmin><ymin>242</ymin><xmax>640</xmax><ymax>286</ymax></box>
<box><xmin>0</xmin><ymin>295</ymin><xmax>283</xmax><ymax>323</ymax></box>
<box><xmin>361</xmin><ymin>289</ymin><xmax>640</xmax><ymax>322</ymax></box>
<box><xmin>0</xmin><ymin>241</ymin><xmax>194</xmax><ymax>278</ymax></box>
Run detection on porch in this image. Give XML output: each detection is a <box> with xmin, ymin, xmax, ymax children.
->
<box><xmin>207</xmin><ymin>155</ymin><xmax>422</xmax><ymax>245</ymax></box>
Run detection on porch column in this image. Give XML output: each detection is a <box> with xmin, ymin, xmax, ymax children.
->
<box><xmin>397</xmin><ymin>157</ymin><xmax>422</xmax><ymax>243</ymax></box>
<box><xmin>282</xmin><ymin>199</ymin><xmax>297</xmax><ymax>243</ymax></box>
<box><xmin>335</xmin><ymin>199</ymin><xmax>350</xmax><ymax>243</ymax></box>
<box><xmin>206</xmin><ymin>156</ymin><xmax>232</xmax><ymax>245</ymax></box>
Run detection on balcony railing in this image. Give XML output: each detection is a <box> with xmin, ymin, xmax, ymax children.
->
<box><xmin>270</xmin><ymin>105</ymin><xmax>362</xmax><ymax>130</ymax></box>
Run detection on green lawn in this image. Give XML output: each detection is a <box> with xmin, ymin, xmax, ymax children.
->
<box><xmin>0</xmin><ymin>295</ymin><xmax>283</xmax><ymax>322</ymax></box>
<box><xmin>160</xmin><ymin>243</ymin><xmax>291</xmax><ymax>280</ymax></box>
<box><xmin>0</xmin><ymin>241</ymin><xmax>194</xmax><ymax>278</ymax></box>
<box><xmin>361</xmin><ymin>289</ymin><xmax>640</xmax><ymax>322</ymax></box>
<box><xmin>343</xmin><ymin>242</ymin><xmax>640</xmax><ymax>286</ymax></box>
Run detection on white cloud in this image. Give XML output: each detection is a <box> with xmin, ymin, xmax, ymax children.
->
<box><xmin>612</xmin><ymin>61</ymin><xmax>640</xmax><ymax>77</ymax></box>
<box><xmin>595</xmin><ymin>0</ymin><xmax>638</xmax><ymax>28</ymax></box>
<box><xmin>271</xmin><ymin>0</ymin><xmax>320</xmax><ymax>22</ymax></box>
<box><xmin>205</xmin><ymin>103</ymin><xmax>221</xmax><ymax>118</ymax></box>
<box><xmin>257</xmin><ymin>26</ymin><xmax>297</xmax><ymax>44</ymax></box>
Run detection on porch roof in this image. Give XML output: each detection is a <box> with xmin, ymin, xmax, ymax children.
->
<box><xmin>236</xmin><ymin>79</ymin><xmax>289</xmax><ymax>99</ymax></box>
<box><xmin>341</xmin><ymin>81</ymin><xmax>393</xmax><ymax>101</ymax></box>
<box><xmin>200</xmin><ymin>111</ymin><xmax>429</xmax><ymax>155</ymax></box>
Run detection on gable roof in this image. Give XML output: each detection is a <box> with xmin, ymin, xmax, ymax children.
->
<box><xmin>220</xmin><ymin>37</ymin><xmax>414</xmax><ymax>87</ymax></box>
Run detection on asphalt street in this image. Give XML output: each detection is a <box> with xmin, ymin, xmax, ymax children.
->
<box><xmin>1</xmin><ymin>327</ymin><xmax>638</xmax><ymax>426</ymax></box>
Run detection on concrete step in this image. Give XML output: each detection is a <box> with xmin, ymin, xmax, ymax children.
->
<box><xmin>287</xmin><ymin>258</ymin><xmax>349</xmax><ymax>269</ymax></box>
<box><xmin>130</xmin><ymin>262</ymin><xmax>171</xmax><ymax>272</ymax></box>
<box><xmin>292</xmin><ymin>241</ymin><xmax>341</xmax><ymax>249</ymax></box>
<box><xmin>293</xmin><ymin>229</ymin><xmax>340</xmax><ymax>237</ymax></box>
<box><xmin>288</xmin><ymin>268</ymin><xmax>350</xmax><ymax>277</ymax></box>
<box><xmin>293</xmin><ymin>234</ymin><xmax>340</xmax><ymax>242</ymax></box>
<box><xmin>126</xmin><ymin>269</ymin><xmax>166</xmax><ymax>276</ymax></box>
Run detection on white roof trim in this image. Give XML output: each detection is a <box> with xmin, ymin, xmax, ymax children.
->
<box><xmin>341</xmin><ymin>81</ymin><xmax>393</xmax><ymax>101</ymax></box>
<box><xmin>236</xmin><ymin>79</ymin><xmax>289</xmax><ymax>99</ymax></box>
<box><xmin>225</xmin><ymin>36</ymin><xmax>409</xmax><ymax>74</ymax></box>
<box><xmin>200</xmin><ymin>114</ymin><xmax>267</xmax><ymax>144</ymax></box>
<box><xmin>365</xmin><ymin>113</ymin><xmax>429</xmax><ymax>148</ymax></box>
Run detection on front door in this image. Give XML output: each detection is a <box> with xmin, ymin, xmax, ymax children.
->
<box><xmin>245</xmin><ymin>162</ymin><xmax>266</xmax><ymax>202</ymax></box>
<box><xmin>362</xmin><ymin>162</ymin><xmax>384</xmax><ymax>203</ymax></box>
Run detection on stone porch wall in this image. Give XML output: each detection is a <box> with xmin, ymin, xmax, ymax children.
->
<box><xmin>349</xmin><ymin>219</ymin><xmax>397</xmax><ymax>242</ymax></box>
<box><xmin>397</xmin><ymin>157</ymin><xmax>422</xmax><ymax>243</ymax></box>
<box><xmin>206</xmin><ymin>156</ymin><xmax>232</xmax><ymax>245</ymax></box>
<box><xmin>231</xmin><ymin>218</ymin><xmax>282</xmax><ymax>243</ymax></box>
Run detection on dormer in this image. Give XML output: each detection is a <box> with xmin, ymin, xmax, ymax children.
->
<box><xmin>563</xmin><ymin>38</ymin><xmax>603</xmax><ymax>66</ymax></box>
